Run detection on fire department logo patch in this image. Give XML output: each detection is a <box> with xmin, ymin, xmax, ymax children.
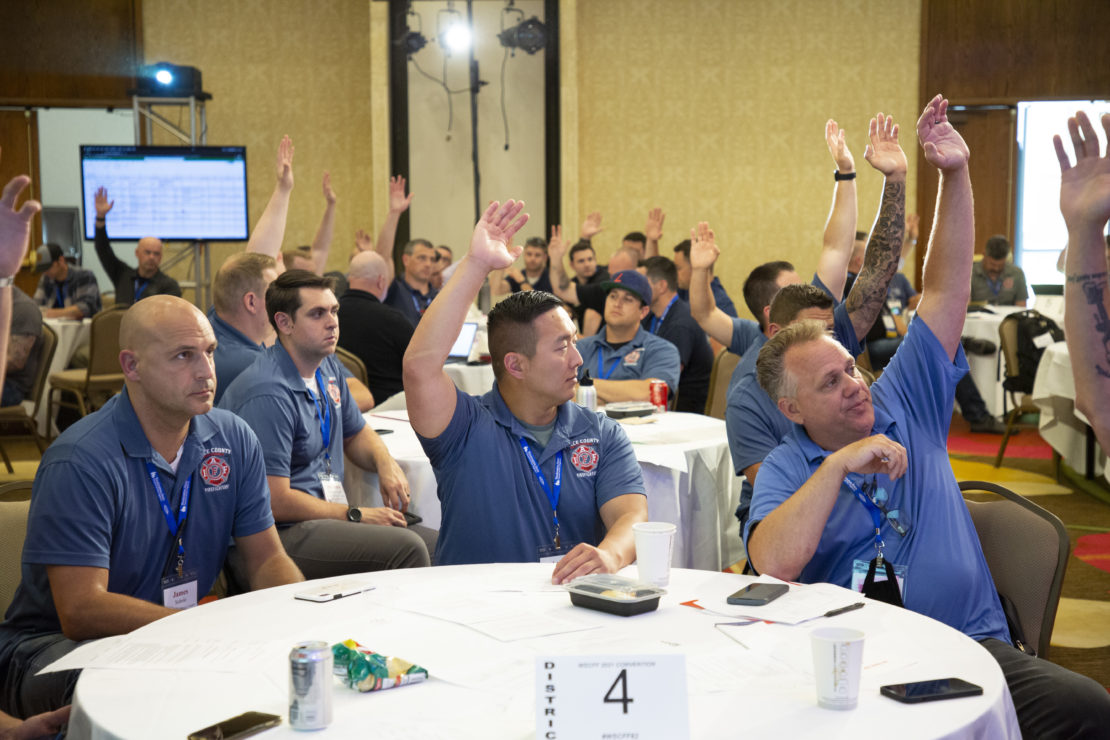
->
<box><xmin>199</xmin><ymin>454</ymin><xmax>230</xmax><ymax>486</ymax></box>
<box><xmin>622</xmin><ymin>348</ymin><xmax>642</xmax><ymax>366</ymax></box>
<box><xmin>569</xmin><ymin>443</ymin><xmax>600</xmax><ymax>473</ymax></box>
<box><xmin>327</xmin><ymin>378</ymin><xmax>342</xmax><ymax>405</ymax></box>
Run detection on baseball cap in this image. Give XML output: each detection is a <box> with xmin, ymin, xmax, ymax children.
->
<box><xmin>35</xmin><ymin>243</ymin><xmax>64</xmax><ymax>272</ymax></box>
<box><xmin>602</xmin><ymin>269</ymin><xmax>652</xmax><ymax>305</ymax></box>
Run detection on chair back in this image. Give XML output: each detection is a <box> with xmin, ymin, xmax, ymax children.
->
<box><xmin>997</xmin><ymin>313</ymin><xmax>1022</xmax><ymax>385</ymax></box>
<box><xmin>25</xmin><ymin>323</ymin><xmax>58</xmax><ymax>417</ymax></box>
<box><xmin>87</xmin><ymin>305</ymin><xmax>128</xmax><ymax>377</ymax></box>
<box><xmin>0</xmin><ymin>481</ymin><xmax>33</xmax><ymax>614</ymax></box>
<box><xmin>335</xmin><ymin>346</ymin><xmax>369</xmax><ymax>385</ymax></box>
<box><xmin>958</xmin><ymin>480</ymin><xmax>1069</xmax><ymax>658</ymax></box>
<box><xmin>704</xmin><ymin>348</ymin><xmax>740</xmax><ymax>419</ymax></box>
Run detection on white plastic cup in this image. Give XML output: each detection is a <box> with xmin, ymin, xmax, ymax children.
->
<box><xmin>810</xmin><ymin>627</ymin><xmax>865</xmax><ymax>710</ymax></box>
<box><xmin>633</xmin><ymin>522</ymin><xmax>676</xmax><ymax>587</ymax></box>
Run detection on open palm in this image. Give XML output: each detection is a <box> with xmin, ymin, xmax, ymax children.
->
<box><xmin>1055</xmin><ymin>112</ymin><xmax>1110</xmax><ymax>228</ymax></box>
<box><xmin>863</xmin><ymin>114</ymin><xmax>907</xmax><ymax>177</ymax></box>
<box><xmin>470</xmin><ymin>200</ymin><xmax>528</xmax><ymax>269</ymax></box>
<box><xmin>917</xmin><ymin>95</ymin><xmax>969</xmax><ymax>172</ymax></box>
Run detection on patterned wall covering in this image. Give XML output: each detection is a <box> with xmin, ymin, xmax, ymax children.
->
<box><xmin>143</xmin><ymin>0</ymin><xmax>380</xmax><ymax>280</ymax></box>
<box><xmin>565</xmin><ymin>0</ymin><xmax>921</xmax><ymax>319</ymax></box>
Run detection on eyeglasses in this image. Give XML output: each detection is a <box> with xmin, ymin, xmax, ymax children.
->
<box><xmin>861</xmin><ymin>476</ymin><xmax>909</xmax><ymax>537</ymax></box>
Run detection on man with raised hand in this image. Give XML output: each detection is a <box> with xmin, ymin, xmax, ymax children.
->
<box><xmin>0</xmin><ymin>295</ymin><xmax>302</xmax><ymax>718</ymax></box>
<box><xmin>93</xmin><ymin>188</ymin><xmax>181</xmax><ymax>304</ymax></box>
<box><xmin>1056</xmin><ymin>110</ymin><xmax>1110</xmax><ymax>453</ymax></box>
<box><xmin>713</xmin><ymin>111</ymin><xmax>907</xmax><ymax>528</ymax></box>
<box><xmin>749</xmin><ymin>95</ymin><xmax>1110</xmax><ymax>738</ymax></box>
<box><xmin>246</xmin><ymin>135</ymin><xmax>296</xmax><ymax>264</ymax></box>
<box><xmin>404</xmin><ymin>201</ymin><xmax>647</xmax><ymax>583</ymax></box>
<box><xmin>370</xmin><ymin>176</ymin><xmax>439</xmax><ymax>327</ymax></box>
<box><xmin>0</xmin><ymin>152</ymin><xmax>41</xmax><ymax>409</ymax></box>
<box><xmin>219</xmin><ymin>270</ymin><xmax>430</xmax><ymax>586</ymax></box>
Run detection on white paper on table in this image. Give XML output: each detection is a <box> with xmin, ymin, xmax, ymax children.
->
<box><xmin>38</xmin><ymin>636</ymin><xmax>274</xmax><ymax>674</ymax></box>
<box><xmin>388</xmin><ymin>589</ymin><xmax>598</xmax><ymax>641</ymax></box>
<box><xmin>716</xmin><ymin>577</ymin><xmax>865</xmax><ymax>625</ymax></box>
<box><xmin>466</xmin><ymin>611</ymin><xmax>598</xmax><ymax>642</ymax></box>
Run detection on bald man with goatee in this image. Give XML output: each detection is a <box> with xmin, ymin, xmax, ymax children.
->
<box><xmin>0</xmin><ymin>295</ymin><xmax>301</xmax><ymax>719</ymax></box>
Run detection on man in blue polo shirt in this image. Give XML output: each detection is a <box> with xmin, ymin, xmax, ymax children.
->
<box><xmin>209</xmin><ymin>252</ymin><xmax>279</xmax><ymax>404</ymax></box>
<box><xmin>0</xmin><ymin>296</ymin><xmax>303</xmax><ymax>719</ymax></box>
<box><xmin>220</xmin><ymin>270</ymin><xmax>430</xmax><ymax>587</ymax></box>
<box><xmin>747</xmin><ymin>94</ymin><xmax>1110</xmax><ymax>738</ymax></box>
<box><xmin>404</xmin><ymin>200</ymin><xmax>647</xmax><ymax>583</ymax></box>
<box><xmin>574</xmin><ymin>270</ymin><xmax>680</xmax><ymax>404</ymax></box>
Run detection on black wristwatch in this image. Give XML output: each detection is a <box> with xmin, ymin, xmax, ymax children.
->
<box><xmin>346</xmin><ymin>507</ymin><xmax>362</xmax><ymax>523</ymax></box>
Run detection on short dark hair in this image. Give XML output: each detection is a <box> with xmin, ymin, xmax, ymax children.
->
<box><xmin>622</xmin><ymin>231</ymin><xmax>646</xmax><ymax>246</ymax></box>
<box><xmin>767</xmin><ymin>283</ymin><xmax>834</xmax><ymax>327</ymax></box>
<box><xmin>985</xmin><ymin>235</ymin><xmax>1010</xmax><ymax>260</ymax></box>
<box><xmin>643</xmin><ymin>256</ymin><xmax>677</xmax><ymax>294</ymax></box>
<box><xmin>524</xmin><ymin>236</ymin><xmax>548</xmax><ymax>252</ymax></box>
<box><xmin>743</xmin><ymin>261</ymin><xmax>795</xmax><ymax>330</ymax></box>
<box><xmin>672</xmin><ymin>239</ymin><xmax>691</xmax><ymax>259</ymax></box>
<box><xmin>403</xmin><ymin>238</ymin><xmax>435</xmax><ymax>256</ymax></box>
<box><xmin>266</xmin><ymin>269</ymin><xmax>335</xmax><ymax>331</ymax></box>
<box><xmin>487</xmin><ymin>291</ymin><xmax>571</xmax><ymax>383</ymax></box>
<box><xmin>569</xmin><ymin>241</ymin><xmax>595</xmax><ymax>261</ymax></box>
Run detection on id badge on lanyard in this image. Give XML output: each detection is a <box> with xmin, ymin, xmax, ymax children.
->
<box><xmin>310</xmin><ymin>368</ymin><xmax>345</xmax><ymax>503</ymax></box>
<box><xmin>519</xmin><ymin>437</ymin><xmax>568</xmax><ymax>561</ymax></box>
<box><xmin>843</xmin><ymin>474</ymin><xmax>907</xmax><ymax>607</ymax></box>
<box><xmin>148</xmin><ymin>461</ymin><xmax>199</xmax><ymax>609</ymax></box>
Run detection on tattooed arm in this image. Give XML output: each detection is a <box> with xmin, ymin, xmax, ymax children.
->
<box><xmin>913</xmin><ymin>95</ymin><xmax>975</xmax><ymax>360</ymax></box>
<box><xmin>1054</xmin><ymin>111</ymin><xmax>1110</xmax><ymax>450</ymax></box>
<box><xmin>844</xmin><ymin>113</ymin><xmax>907</xmax><ymax>341</ymax></box>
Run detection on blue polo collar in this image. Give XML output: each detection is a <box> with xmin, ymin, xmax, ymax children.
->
<box><xmin>481</xmin><ymin>381</ymin><xmax>593</xmax><ymax>462</ymax></box>
<box><xmin>207</xmin><ymin>307</ymin><xmax>260</xmax><ymax>350</ymax></box>
<box><xmin>600</xmin><ymin>326</ymin><xmax>650</xmax><ymax>352</ymax></box>
<box><xmin>113</xmin><ymin>387</ymin><xmax>219</xmax><ymax>471</ymax></box>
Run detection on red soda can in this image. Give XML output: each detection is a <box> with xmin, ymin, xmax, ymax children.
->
<box><xmin>649</xmin><ymin>379</ymin><xmax>668</xmax><ymax>411</ymax></box>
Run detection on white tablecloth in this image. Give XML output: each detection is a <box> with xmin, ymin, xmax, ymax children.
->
<box><xmin>1032</xmin><ymin>341</ymin><xmax>1107</xmax><ymax>481</ymax></box>
<box><xmin>359</xmin><ymin>410</ymin><xmax>742</xmax><ymax>572</ymax></box>
<box><xmin>33</xmin><ymin>318</ymin><xmax>90</xmax><ymax>436</ymax></box>
<box><xmin>67</xmin><ymin>565</ymin><xmax>1019</xmax><ymax>740</ymax></box>
<box><xmin>961</xmin><ymin>307</ymin><xmax>1022</xmax><ymax>419</ymax></box>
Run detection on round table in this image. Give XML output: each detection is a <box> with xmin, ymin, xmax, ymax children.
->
<box><xmin>66</xmin><ymin>565</ymin><xmax>1018</xmax><ymax>739</ymax></box>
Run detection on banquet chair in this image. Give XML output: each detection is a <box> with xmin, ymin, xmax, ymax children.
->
<box><xmin>958</xmin><ymin>480</ymin><xmax>1069</xmax><ymax>658</ymax></box>
<box><xmin>704</xmin><ymin>348</ymin><xmax>740</xmax><ymax>419</ymax></box>
<box><xmin>994</xmin><ymin>312</ymin><xmax>1048</xmax><ymax>467</ymax></box>
<box><xmin>0</xmin><ymin>323</ymin><xmax>58</xmax><ymax>472</ymax></box>
<box><xmin>0</xmin><ymin>480</ymin><xmax>33</xmax><ymax>614</ymax></box>
<box><xmin>46</xmin><ymin>305</ymin><xmax>127</xmax><ymax>436</ymax></box>
<box><xmin>335</xmin><ymin>345</ymin><xmax>369</xmax><ymax>386</ymax></box>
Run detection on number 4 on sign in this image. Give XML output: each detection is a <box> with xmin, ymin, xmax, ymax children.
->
<box><xmin>535</xmin><ymin>655</ymin><xmax>689</xmax><ymax>740</ymax></box>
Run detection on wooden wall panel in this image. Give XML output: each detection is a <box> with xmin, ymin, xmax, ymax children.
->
<box><xmin>0</xmin><ymin>0</ymin><xmax>142</xmax><ymax>107</ymax></box>
<box><xmin>0</xmin><ymin>111</ymin><xmax>42</xmax><ymax>292</ymax></box>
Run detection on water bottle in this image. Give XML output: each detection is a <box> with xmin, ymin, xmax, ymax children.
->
<box><xmin>576</xmin><ymin>372</ymin><xmax>597</xmax><ymax>411</ymax></box>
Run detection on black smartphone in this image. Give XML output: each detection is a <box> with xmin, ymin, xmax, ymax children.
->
<box><xmin>726</xmin><ymin>582</ymin><xmax>789</xmax><ymax>606</ymax></box>
<box><xmin>188</xmin><ymin>711</ymin><xmax>282</xmax><ymax>740</ymax></box>
<box><xmin>880</xmin><ymin>678</ymin><xmax>983</xmax><ymax>704</ymax></box>
<box><xmin>373</xmin><ymin>428</ymin><xmax>394</xmax><ymax>435</ymax></box>
<box><xmin>403</xmin><ymin>510</ymin><xmax>423</xmax><ymax>526</ymax></box>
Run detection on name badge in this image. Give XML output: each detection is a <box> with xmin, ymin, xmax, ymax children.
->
<box><xmin>319</xmin><ymin>473</ymin><xmax>347</xmax><ymax>505</ymax></box>
<box><xmin>851</xmin><ymin>558</ymin><xmax>907</xmax><ymax>596</ymax></box>
<box><xmin>162</xmin><ymin>570</ymin><xmax>199</xmax><ymax>610</ymax></box>
<box><xmin>536</xmin><ymin>654</ymin><xmax>689</xmax><ymax>740</ymax></box>
<box><xmin>537</xmin><ymin>543</ymin><xmax>575</xmax><ymax>564</ymax></box>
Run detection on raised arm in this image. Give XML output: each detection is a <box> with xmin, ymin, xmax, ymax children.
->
<box><xmin>688</xmin><ymin>222</ymin><xmax>735</xmax><ymax>346</ymax></box>
<box><xmin>404</xmin><ymin>200</ymin><xmax>528</xmax><ymax>438</ymax></box>
<box><xmin>1055</xmin><ymin>111</ymin><xmax>1110</xmax><ymax>450</ymax></box>
<box><xmin>912</xmin><ymin>94</ymin><xmax>975</xmax><ymax>358</ymax></box>
<box><xmin>246</xmin><ymin>136</ymin><xmax>295</xmax><ymax>258</ymax></box>
<box><xmin>816</xmin><ymin>120</ymin><xmax>857</xmax><ymax>301</ymax></box>
<box><xmin>545</xmin><ymin>224</ymin><xmax>581</xmax><ymax>304</ymax></box>
<box><xmin>375</xmin><ymin>175</ymin><xmax>414</xmax><ymax>283</ymax></box>
<box><xmin>844</xmin><ymin>113</ymin><xmax>907</xmax><ymax>341</ymax></box>
<box><xmin>309</xmin><ymin>172</ymin><xmax>337</xmax><ymax>274</ymax></box>
<box><xmin>0</xmin><ymin>161</ymin><xmax>40</xmax><ymax>393</ymax></box>
<box><xmin>93</xmin><ymin>186</ymin><xmax>127</xmax><ymax>282</ymax></box>
<box><xmin>644</xmin><ymin>207</ymin><xmax>665</xmax><ymax>258</ymax></box>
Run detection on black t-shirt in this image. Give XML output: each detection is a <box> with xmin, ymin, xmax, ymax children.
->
<box><xmin>337</xmin><ymin>289</ymin><xmax>415</xmax><ymax>404</ymax></box>
<box><xmin>506</xmin><ymin>265</ymin><xmax>553</xmax><ymax>294</ymax></box>
<box><xmin>641</xmin><ymin>296</ymin><xmax>714</xmax><ymax>413</ymax></box>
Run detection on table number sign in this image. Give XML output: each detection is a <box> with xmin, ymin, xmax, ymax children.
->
<box><xmin>536</xmin><ymin>655</ymin><xmax>689</xmax><ymax>739</ymax></box>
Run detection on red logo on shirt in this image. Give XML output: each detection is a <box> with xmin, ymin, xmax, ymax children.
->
<box><xmin>569</xmin><ymin>443</ymin><xmax>600</xmax><ymax>473</ymax></box>
<box><xmin>327</xmin><ymin>378</ymin><xmax>342</xmax><ymax>405</ymax></box>
<box><xmin>622</xmin><ymin>348</ymin><xmax>642</xmax><ymax>366</ymax></box>
<box><xmin>199</xmin><ymin>454</ymin><xmax>230</xmax><ymax>486</ymax></box>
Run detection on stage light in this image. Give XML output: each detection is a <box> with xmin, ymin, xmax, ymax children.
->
<box><xmin>442</xmin><ymin>23</ymin><xmax>471</xmax><ymax>53</ymax></box>
<box><xmin>498</xmin><ymin>16</ymin><xmax>547</xmax><ymax>55</ymax></box>
<box><xmin>155</xmin><ymin>69</ymin><xmax>173</xmax><ymax>85</ymax></box>
<box><xmin>136</xmin><ymin>62</ymin><xmax>204</xmax><ymax>98</ymax></box>
<box><xmin>437</xmin><ymin>3</ymin><xmax>470</xmax><ymax>55</ymax></box>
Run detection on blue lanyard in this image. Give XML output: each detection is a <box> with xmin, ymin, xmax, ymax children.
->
<box><xmin>518</xmin><ymin>438</ymin><xmax>563</xmax><ymax>547</ymax></box>
<box><xmin>843</xmin><ymin>474</ymin><xmax>885</xmax><ymax>564</ymax></box>
<box><xmin>650</xmin><ymin>295</ymin><xmax>678</xmax><ymax>334</ymax></box>
<box><xmin>134</xmin><ymin>277</ymin><xmax>150</xmax><ymax>300</ymax></box>
<box><xmin>146</xmin><ymin>460</ymin><xmax>192</xmax><ymax>566</ymax></box>
<box><xmin>54</xmin><ymin>283</ymin><xmax>66</xmax><ymax>309</ymax></box>
<box><xmin>597</xmin><ymin>352</ymin><xmax>622</xmax><ymax>380</ymax></box>
<box><xmin>411</xmin><ymin>290</ymin><xmax>431</xmax><ymax>315</ymax></box>
<box><xmin>309</xmin><ymin>369</ymin><xmax>333</xmax><ymax>469</ymax></box>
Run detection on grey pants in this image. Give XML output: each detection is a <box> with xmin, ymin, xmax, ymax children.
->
<box><xmin>0</xmin><ymin>631</ymin><xmax>81</xmax><ymax>719</ymax></box>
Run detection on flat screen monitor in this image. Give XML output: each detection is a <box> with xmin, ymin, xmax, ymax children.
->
<box><xmin>80</xmin><ymin>145</ymin><xmax>249</xmax><ymax>241</ymax></box>
<box><xmin>448</xmin><ymin>322</ymin><xmax>479</xmax><ymax>362</ymax></box>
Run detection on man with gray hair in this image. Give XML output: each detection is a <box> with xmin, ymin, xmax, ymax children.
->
<box><xmin>747</xmin><ymin>94</ymin><xmax>1110</xmax><ymax>738</ymax></box>
<box><xmin>338</xmin><ymin>251</ymin><xmax>414</xmax><ymax>405</ymax></box>
<box><xmin>970</xmin><ymin>234</ymin><xmax>1028</xmax><ymax>306</ymax></box>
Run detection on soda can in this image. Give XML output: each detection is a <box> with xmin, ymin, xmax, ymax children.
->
<box><xmin>649</xmin><ymin>379</ymin><xmax>668</xmax><ymax>412</ymax></box>
<box><xmin>289</xmin><ymin>641</ymin><xmax>333</xmax><ymax>730</ymax></box>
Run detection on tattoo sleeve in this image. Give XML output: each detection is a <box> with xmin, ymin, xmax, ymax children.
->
<box><xmin>845</xmin><ymin>180</ymin><xmax>905</xmax><ymax>340</ymax></box>
<box><xmin>1071</xmin><ymin>271</ymin><xmax>1110</xmax><ymax>378</ymax></box>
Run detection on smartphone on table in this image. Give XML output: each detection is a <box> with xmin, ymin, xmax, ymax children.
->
<box><xmin>188</xmin><ymin>711</ymin><xmax>281</xmax><ymax>739</ymax></box>
<box><xmin>726</xmin><ymin>582</ymin><xmax>789</xmax><ymax>606</ymax></box>
<box><xmin>880</xmin><ymin>678</ymin><xmax>983</xmax><ymax>703</ymax></box>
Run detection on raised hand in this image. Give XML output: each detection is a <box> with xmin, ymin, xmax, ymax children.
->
<box><xmin>645</xmin><ymin>207</ymin><xmax>665</xmax><ymax>242</ymax></box>
<box><xmin>470</xmin><ymin>200</ymin><xmax>528</xmax><ymax>270</ymax></box>
<box><xmin>273</xmin><ymin>135</ymin><xmax>294</xmax><ymax>192</ymax></box>
<box><xmin>863</xmin><ymin>113</ymin><xmax>907</xmax><ymax>178</ymax></box>
<box><xmin>916</xmin><ymin>94</ymin><xmax>969</xmax><ymax>172</ymax></box>
<box><xmin>389</xmin><ymin>175</ymin><xmax>414</xmax><ymax>214</ymax></box>
<box><xmin>94</xmin><ymin>186</ymin><xmax>114</xmax><ymax>218</ymax></box>
<box><xmin>0</xmin><ymin>152</ymin><xmax>41</xmax><ymax>278</ymax></box>
<box><xmin>322</xmin><ymin>172</ymin><xmax>337</xmax><ymax>205</ymax></box>
<box><xmin>689</xmin><ymin>221</ymin><xmax>719</xmax><ymax>270</ymax></box>
<box><xmin>354</xmin><ymin>228</ymin><xmax>373</xmax><ymax>253</ymax></box>
<box><xmin>1054</xmin><ymin>111</ymin><xmax>1110</xmax><ymax>229</ymax></box>
<box><xmin>547</xmin><ymin>224</ymin><xmax>567</xmax><ymax>262</ymax></box>
<box><xmin>580</xmin><ymin>210</ymin><xmax>602</xmax><ymax>240</ymax></box>
<box><xmin>826</xmin><ymin>119</ymin><xmax>855</xmax><ymax>173</ymax></box>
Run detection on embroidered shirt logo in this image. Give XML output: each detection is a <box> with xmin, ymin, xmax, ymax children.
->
<box><xmin>569</xmin><ymin>443</ymin><xmax>600</xmax><ymax>473</ymax></box>
<box><xmin>326</xmin><ymin>377</ymin><xmax>342</xmax><ymax>405</ymax></box>
<box><xmin>622</xmin><ymin>348</ymin><xmax>643</xmax><ymax>366</ymax></box>
<box><xmin>199</xmin><ymin>454</ymin><xmax>230</xmax><ymax>486</ymax></box>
